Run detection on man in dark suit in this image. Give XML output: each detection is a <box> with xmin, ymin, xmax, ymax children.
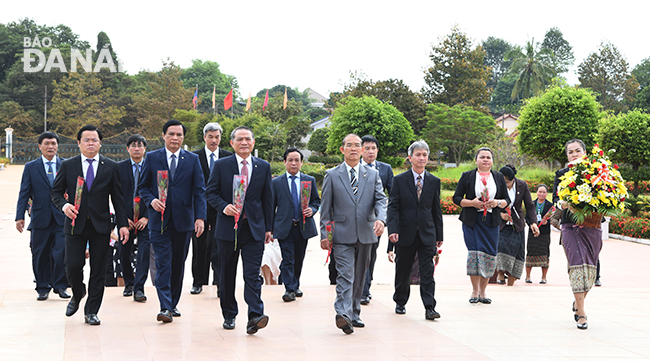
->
<box><xmin>320</xmin><ymin>133</ymin><xmax>387</xmax><ymax>334</ymax></box>
<box><xmin>16</xmin><ymin>132</ymin><xmax>69</xmax><ymax>301</ymax></box>
<box><xmin>359</xmin><ymin>134</ymin><xmax>393</xmax><ymax>305</ymax></box>
<box><xmin>51</xmin><ymin>125</ymin><xmax>130</xmax><ymax>325</ymax></box>
<box><xmin>118</xmin><ymin>134</ymin><xmax>152</xmax><ymax>302</ymax></box>
<box><xmin>387</xmin><ymin>140</ymin><xmax>443</xmax><ymax>320</ymax></box>
<box><xmin>206</xmin><ymin>126</ymin><xmax>273</xmax><ymax>334</ymax></box>
<box><xmin>138</xmin><ymin>119</ymin><xmax>206</xmax><ymax>323</ymax></box>
<box><xmin>272</xmin><ymin>148</ymin><xmax>320</xmax><ymax>302</ymax></box>
<box><xmin>190</xmin><ymin>122</ymin><xmax>231</xmax><ymax>295</ymax></box>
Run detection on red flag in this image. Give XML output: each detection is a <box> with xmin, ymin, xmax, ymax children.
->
<box><xmin>224</xmin><ymin>88</ymin><xmax>233</xmax><ymax>110</ymax></box>
<box><xmin>263</xmin><ymin>89</ymin><xmax>269</xmax><ymax>111</ymax></box>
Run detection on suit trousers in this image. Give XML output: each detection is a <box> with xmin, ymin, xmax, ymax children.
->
<box><xmin>118</xmin><ymin>233</ymin><xmax>136</xmax><ymax>288</ymax></box>
<box><xmin>31</xmin><ymin>218</ymin><xmax>67</xmax><ymax>292</ymax></box>
<box><xmin>362</xmin><ymin>237</ymin><xmax>380</xmax><ymax>296</ymax></box>
<box><xmin>132</xmin><ymin>226</ymin><xmax>152</xmax><ymax>294</ymax></box>
<box><xmin>333</xmin><ymin>241</ymin><xmax>372</xmax><ymax>322</ymax></box>
<box><xmin>191</xmin><ymin>216</ymin><xmax>217</xmax><ymax>287</ymax></box>
<box><xmin>217</xmin><ymin>219</ymin><xmax>265</xmax><ymax>321</ymax></box>
<box><xmin>393</xmin><ymin>232</ymin><xmax>437</xmax><ymax>310</ymax></box>
<box><xmin>150</xmin><ymin>221</ymin><xmax>191</xmax><ymax>311</ymax></box>
<box><xmin>278</xmin><ymin>223</ymin><xmax>308</xmax><ymax>292</ymax></box>
<box><xmin>64</xmin><ymin>219</ymin><xmax>110</xmax><ymax>315</ymax></box>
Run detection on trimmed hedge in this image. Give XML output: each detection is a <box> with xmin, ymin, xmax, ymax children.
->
<box><xmin>307</xmin><ymin>155</ymin><xmax>342</xmax><ymax>164</ymax></box>
<box><xmin>610</xmin><ymin>215</ymin><xmax>650</xmax><ymax>239</ymax></box>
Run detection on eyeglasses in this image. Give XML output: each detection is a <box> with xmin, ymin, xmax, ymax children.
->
<box><xmin>81</xmin><ymin>138</ymin><xmax>100</xmax><ymax>144</ymax></box>
<box><xmin>344</xmin><ymin>143</ymin><xmax>361</xmax><ymax>149</ymax></box>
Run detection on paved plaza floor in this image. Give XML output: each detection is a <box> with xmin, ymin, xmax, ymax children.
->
<box><xmin>1</xmin><ymin>164</ymin><xmax>649</xmax><ymax>360</ymax></box>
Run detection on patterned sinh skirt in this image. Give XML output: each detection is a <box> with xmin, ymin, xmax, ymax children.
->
<box><xmin>496</xmin><ymin>226</ymin><xmax>525</xmax><ymax>279</ymax></box>
<box><xmin>526</xmin><ymin>231</ymin><xmax>551</xmax><ymax>268</ymax></box>
<box><xmin>561</xmin><ymin>224</ymin><xmax>602</xmax><ymax>293</ymax></box>
<box><xmin>463</xmin><ymin>212</ymin><xmax>499</xmax><ymax>278</ymax></box>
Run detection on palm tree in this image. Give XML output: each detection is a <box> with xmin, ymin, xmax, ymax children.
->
<box><xmin>505</xmin><ymin>40</ymin><xmax>556</xmax><ymax>100</ymax></box>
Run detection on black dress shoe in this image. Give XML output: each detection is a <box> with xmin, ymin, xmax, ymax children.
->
<box><xmin>295</xmin><ymin>289</ymin><xmax>303</xmax><ymax>297</ymax></box>
<box><xmin>335</xmin><ymin>313</ymin><xmax>354</xmax><ymax>334</ymax></box>
<box><xmin>133</xmin><ymin>290</ymin><xmax>147</xmax><ymax>302</ymax></box>
<box><xmin>360</xmin><ymin>295</ymin><xmax>370</xmax><ymax>305</ymax></box>
<box><xmin>171</xmin><ymin>308</ymin><xmax>181</xmax><ymax>317</ymax></box>
<box><xmin>352</xmin><ymin>319</ymin><xmax>365</xmax><ymax>328</ymax></box>
<box><xmin>395</xmin><ymin>305</ymin><xmax>406</xmax><ymax>314</ymax></box>
<box><xmin>246</xmin><ymin>314</ymin><xmax>269</xmax><ymax>334</ymax></box>
<box><xmin>37</xmin><ymin>291</ymin><xmax>49</xmax><ymax>301</ymax></box>
<box><xmin>282</xmin><ymin>291</ymin><xmax>296</xmax><ymax>302</ymax></box>
<box><xmin>56</xmin><ymin>289</ymin><xmax>71</xmax><ymax>299</ymax></box>
<box><xmin>66</xmin><ymin>298</ymin><xmax>79</xmax><ymax>317</ymax></box>
<box><xmin>157</xmin><ymin>310</ymin><xmax>173</xmax><ymax>323</ymax></box>
<box><xmin>425</xmin><ymin>308</ymin><xmax>441</xmax><ymax>320</ymax></box>
<box><xmin>479</xmin><ymin>297</ymin><xmax>492</xmax><ymax>304</ymax></box>
<box><xmin>190</xmin><ymin>286</ymin><xmax>202</xmax><ymax>294</ymax></box>
<box><xmin>84</xmin><ymin>314</ymin><xmax>101</xmax><ymax>325</ymax></box>
<box><xmin>469</xmin><ymin>297</ymin><xmax>480</xmax><ymax>304</ymax></box>
<box><xmin>223</xmin><ymin>318</ymin><xmax>236</xmax><ymax>330</ymax></box>
<box><xmin>123</xmin><ymin>285</ymin><xmax>133</xmax><ymax>297</ymax></box>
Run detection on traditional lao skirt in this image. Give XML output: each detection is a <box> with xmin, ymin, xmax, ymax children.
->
<box><xmin>561</xmin><ymin>224</ymin><xmax>602</xmax><ymax>293</ymax></box>
<box><xmin>496</xmin><ymin>226</ymin><xmax>525</xmax><ymax>279</ymax></box>
<box><xmin>526</xmin><ymin>231</ymin><xmax>551</xmax><ymax>268</ymax></box>
<box><xmin>463</xmin><ymin>212</ymin><xmax>499</xmax><ymax>278</ymax></box>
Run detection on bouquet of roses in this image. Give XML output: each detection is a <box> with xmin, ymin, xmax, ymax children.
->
<box><xmin>71</xmin><ymin>176</ymin><xmax>84</xmax><ymax>235</ymax></box>
<box><xmin>539</xmin><ymin>205</ymin><xmax>556</xmax><ymax>225</ymax></box>
<box><xmin>133</xmin><ymin>196</ymin><xmax>141</xmax><ymax>235</ymax></box>
<box><xmin>300</xmin><ymin>181</ymin><xmax>311</xmax><ymax>231</ymax></box>
<box><xmin>324</xmin><ymin>221</ymin><xmax>334</xmax><ymax>265</ymax></box>
<box><xmin>480</xmin><ymin>186</ymin><xmax>489</xmax><ymax>221</ymax></box>
<box><xmin>157</xmin><ymin>171</ymin><xmax>168</xmax><ymax>234</ymax></box>
<box><xmin>557</xmin><ymin>144</ymin><xmax>627</xmax><ymax>225</ymax></box>
<box><xmin>233</xmin><ymin>175</ymin><xmax>248</xmax><ymax>250</ymax></box>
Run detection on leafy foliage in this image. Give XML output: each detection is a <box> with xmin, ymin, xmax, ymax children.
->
<box><xmin>180</xmin><ymin>59</ymin><xmax>238</xmax><ymax>113</ymax></box>
<box><xmin>307</xmin><ymin>127</ymin><xmax>329</xmax><ymax>155</ymax></box>
<box><xmin>482</xmin><ymin>37</ymin><xmax>513</xmax><ymax>91</ymax></box>
<box><xmin>540</xmin><ymin>27</ymin><xmax>575</xmax><ymax>75</ymax></box>
<box><xmin>505</xmin><ymin>40</ymin><xmax>555</xmax><ymax>100</ymax></box>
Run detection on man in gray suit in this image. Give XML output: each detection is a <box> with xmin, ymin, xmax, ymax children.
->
<box><xmin>320</xmin><ymin>133</ymin><xmax>387</xmax><ymax>334</ymax></box>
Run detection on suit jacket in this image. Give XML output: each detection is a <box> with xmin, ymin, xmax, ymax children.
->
<box><xmin>387</xmin><ymin>170</ymin><xmax>443</xmax><ymax>248</ymax></box>
<box><xmin>319</xmin><ymin>162</ymin><xmax>387</xmax><ymax>245</ymax></box>
<box><xmin>452</xmin><ymin>168</ymin><xmax>511</xmax><ymax>228</ymax></box>
<box><xmin>271</xmin><ymin>173</ymin><xmax>320</xmax><ymax>240</ymax></box>
<box><xmin>138</xmin><ymin>148</ymin><xmax>206</xmax><ymax>233</ymax></box>
<box><xmin>194</xmin><ymin>147</ymin><xmax>232</xmax><ymax>221</ymax></box>
<box><xmin>16</xmin><ymin>156</ymin><xmax>65</xmax><ymax>230</ymax></box>
<box><xmin>206</xmin><ymin>154</ymin><xmax>273</xmax><ymax>242</ymax></box>
<box><xmin>118</xmin><ymin>159</ymin><xmax>146</xmax><ymax>221</ymax></box>
<box><xmin>363</xmin><ymin>160</ymin><xmax>393</xmax><ymax>195</ymax></box>
<box><xmin>51</xmin><ymin>155</ymin><xmax>128</xmax><ymax>234</ymax></box>
<box><xmin>499</xmin><ymin>177</ymin><xmax>537</xmax><ymax>233</ymax></box>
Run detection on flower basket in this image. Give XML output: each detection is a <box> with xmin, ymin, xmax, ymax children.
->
<box><xmin>577</xmin><ymin>211</ymin><xmax>604</xmax><ymax>229</ymax></box>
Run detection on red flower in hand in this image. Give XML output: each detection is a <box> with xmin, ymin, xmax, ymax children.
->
<box><xmin>326</xmin><ymin>225</ymin><xmax>332</xmax><ymax>232</ymax></box>
<box><xmin>161</xmin><ymin>172</ymin><xmax>168</xmax><ymax>179</ymax></box>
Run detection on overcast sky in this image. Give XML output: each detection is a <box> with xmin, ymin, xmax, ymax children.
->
<box><xmin>2</xmin><ymin>0</ymin><xmax>647</xmax><ymax>99</ymax></box>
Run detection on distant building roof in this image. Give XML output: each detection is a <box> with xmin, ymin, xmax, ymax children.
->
<box><xmin>306</xmin><ymin>88</ymin><xmax>328</xmax><ymax>103</ymax></box>
<box><xmin>310</xmin><ymin>116</ymin><xmax>330</xmax><ymax>130</ymax></box>
<box><xmin>494</xmin><ymin>113</ymin><xmax>519</xmax><ymax>136</ymax></box>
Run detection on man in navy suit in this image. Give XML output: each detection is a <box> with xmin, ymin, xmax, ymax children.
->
<box><xmin>118</xmin><ymin>134</ymin><xmax>152</xmax><ymax>302</ymax></box>
<box><xmin>16</xmin><ymin>132</ymin><xmax>69</xmax><ymax>301</ymax></box>
<box><xmin>190</xmin><ymin>122</ymin><xmax>232</xmax><ymax>295</ymax></box>
<box><xmin>359</xmin><ymin>135</ymin><xmax>393</xmax><ymax>305</ymax></box>
<box><xmin>51</xmin><ymin>125</ymin><xmax>130</xmax><ymax>325</ymax></box>
<box><xmin>206</xmin><ymin>126</ymin><xmax>273</xmax><ymax>334</ymax></box>
<box><xmin>138</xmin><ymin>120</ymin><xmax>206</xmax><ymax>323</ymax></box>
<box><xmin>272</xmin><ymin>148</ymin><xmax>320</xmax><ymax>302</ymax></box>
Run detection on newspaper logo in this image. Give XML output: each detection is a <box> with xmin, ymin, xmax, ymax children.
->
<box><xmin>22</xmin><ymin>36</ymin><xmax>124</xmax><ymax>73</ymax></box>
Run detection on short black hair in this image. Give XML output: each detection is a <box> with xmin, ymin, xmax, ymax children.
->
<box><xmin>230</xmin><ymin>126</ymin><xmax>255</xmax><ymax>141</ymax></box>
<box><xmin>341</xmin><ymin>133</ymin><xmax>360</xmax><ymax>147</ymax></box>
<box><xmin>77</xmin><ymin>125</ymin><xmax>102</xmax><ymax>141</ymax></box>
<box><xmin>126</xmin><ymin>134</ymin><xmax>147</xmax><ymax>147</ymax></box>
<box><xmin>162</xmin><ymin>119</ymin><xmax>186</xmax><ymax>135</ymax></box>
<box><xmin>499</xmin><ymin>164</ymin><xmax>517</xmax><ymax>180</ymax></box>
<box><xmin>537</xmin><ymin>184</ymin><xmax>549</xmax><ymax>192</ymax></box>
<box><xmin>361</xmin><ymin>135</ymin><xmax>378</xmax><ymax>148</ymax></box>
<box><xmin>38</xmin><ymin>131</ymin><xmax>59</xmax><ymax>145</ymax></box>
<box><xmin>283</xmin><ymin>147</ymin><xmax>304</xmax><ymax>161</ymax></box>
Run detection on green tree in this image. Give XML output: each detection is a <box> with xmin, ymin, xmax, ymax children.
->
<box><xmin>632</xmin><ymin>58</ymin><xmax>650</xmax><ymax>111</ymax></box>
<box><xmin>505</xmin><ymin>40</ymin><xmax>555</xmax><ymax>100</ymax></box>
<box><xmin>307</xmin><ymin>127</ymin><xmax>330</xmax><ymax>155</ymax></box>
<box><xmin>578</xmin><ymin>42</ymin><xmax>639</xmax><ymax>114</ymax></box>
<box><xmin>598</xmin><ymin>110</ymin><xmax>650</xmax><ymax>201</ymax></box>
<box><xmin>422</xmin><ymin>25</ymin><xmax>492</xmax><ymax>111</ymax></box>
<box><xmin>181</xmin><ymin>59</ymin><xmax>238</xmax><ymax>113</ymax></box>
<box><xmin>540</xmin><ymin>27</ymin><xmax>575</xmax><ymax>75</ymax></box>
<box><xmin>482</xmin><ymin>37</ymin><xmax>513</xmax><ymax>90</ymax></box>
<box><xmin>0</xmin><ymin>101</ymin><xmax>35</xmax><ymax>136</ymax></box>
<box><xmin>488</xmin><ymin>73</ymin><xmax>522</xmax><ymax>114</ymax></box>
<box><xmin>326</xmin><ymin>96</ymin><xmax>413</xmax><ymax>161</ymax></box>
<box><xmin>422</xmin><ymin>103</ymin><xmax>496</xmax><ymax>166</ymax></box>
<box><xmin>517</xmin><ymin>85</ymin><xmax>602</xmax><ymax>164</ymax></box>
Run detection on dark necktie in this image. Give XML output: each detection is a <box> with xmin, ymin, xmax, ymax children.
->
<box><xmin>290</xmin><ymin>175</ymin><xmax>300</xmax><ymax>221</ymax></box>
<box><xmin>416</xmin><ymin>175</ymin><xmax>422</xmax><ymax>201</ymax></box>
<box><xmin>209</xmin><ymin>152</ymin><xmax>215</xmax><ymax>170</ymax></box>
<box><xmin>350</xmin><ymin>168</ymin><xmax>358</xmax><ymax>199</ymax></box>
<box><xmin>241</xmin><ymin>159</ymin><xmax>249</xmax><ymax>219</ymax></box>
<box><xmin>170</xmin><ymin>154</ymin><xmax>177</xmax><ymax>179</ymax></box>
<box><xmin>46</xmin><ymin>161</ymin><xmax>55</xmax><ymax>186</ymax></box>
<box><xmin>133</xmin><ymin>163</ymin><xmax>140</xmax><ymax>199</ymax></box>
<box><xmin>86</xmin><ymin>159</ymin><xmax>95</xmax><ymax>190</ymax></box>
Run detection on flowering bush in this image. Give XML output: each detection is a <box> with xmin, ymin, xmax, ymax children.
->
<box><xmin>440</xmin><ymin>178</ymin><xmax>458</xmax><ymax>190</ymax></box>
<box><xmin>441</xmin><ymin>196</ymin><xmax>461</xmax><ymax>214</ymax></box>
<box><xmin>557</xmin><ymin>144</ymin><xmax>628</xmax><ymax>224</ymax></box>
<box><xmin>610</xmin><ymin>215</ymin><xmax>650</xmax><ymax>239</ymax></box>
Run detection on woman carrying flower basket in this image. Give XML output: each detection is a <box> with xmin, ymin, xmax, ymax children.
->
<box><xmin>553</xmin><ymin>139</ymin><xmax>628</xmax><ymax>330</ymax></box>
<box><xmin>525</xmin><ymin>184</ymin><xmax>555</xmax><ymax>284</ymax></box>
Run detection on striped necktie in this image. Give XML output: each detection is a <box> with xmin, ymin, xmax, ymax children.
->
<box><xmin>350</xmin><ymin>167</ymin><xmax>358</xmax><ymax>199</ymax></box>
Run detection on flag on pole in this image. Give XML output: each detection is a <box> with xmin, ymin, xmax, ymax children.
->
<box><xmin>245</xmin><ymin>92</ymin><xmax>251</xmax><ymax>112</ymax></box>
<box><xmin>192</xmin><ymin>85</ymin><xmax>198</xmax><ymax>109</ymax></box>
<box><xmin>283</xmin><ymin>88</ymin><xmax>288</xmax><ymax>110</ymax></box>
<box><xmin>263</xmin><ymin>89</ymin><xmax>269</xmax><ymax>111</ymax></box>
<box><xmin>224</xmin><ymin>88</ymin><xmax>233</xmax><ymax>110</ymax></box>
<box><xmin>212</xmin><ymin>85</ymin><xmax>216</xmax><ymax>109</ymax></box>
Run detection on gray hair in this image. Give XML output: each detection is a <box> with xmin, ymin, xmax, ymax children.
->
<box><xmin>203</xmin><ymin>122</ymin><xmax>223</xmax><ymax>136</ymax></box>
<box><xmin>408</xmin><ymin>140</ymin><xmax>430</xmax><ymax>156</ymax></box>
<box><xmin>230</xmin><ymin>126</ymin><xmax>255</xmax><ymax>141</ymax></box>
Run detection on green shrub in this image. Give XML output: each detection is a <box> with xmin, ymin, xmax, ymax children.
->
<box><xmin>441</xmin><ymin>196</ymin><xmax>461</xmax><ymax>214</ymax></box>
<box><xmin>610</xmin><ymin>215</ymin><xmax>650</xmax><ymax>239</ymax></box>
<box><xmin>308</xmin><ymin>155</ymin><xmax>342</xmax><ymax>164</ymax></box>
<box><xmin>384</xmin><ymin>156</ymin><xmax>406</xmax><ymax>169</ymax></box>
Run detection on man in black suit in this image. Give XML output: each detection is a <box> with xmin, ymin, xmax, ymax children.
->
<box><xmin>359</xmin><ymin>135</ymin><xmax>393</xmax><ymax>305</ymax></box>
<box><xmin>387</xmin><ymin>140</ymin><xmax>443</xmax><ymax>320</ymax></box>
<box><xmin>206</xmin><ymin>126</ymin><xmax>273</xmax><ymax>334</ymax></box>
<box><xmin>51</xmin><ymin>125</ymin><xmax>130</xmax><ymax>325</ymax></box>
<box><xmin>16</xmin><ymin>132</ymin><xmax>69</xmax><ymax>301</ymax></box>
<box><xmin>272</xmin><ymin>148</ymin><xmax>320</xmax><ymax>302</ymax></box>
<box><xmin>190</xmin><ymin>122</ymin><xmax>232</xmax><ymax>295</ymax></box>
<box><xmin>118</xmin><ymin>134</ymin><xmax>152</xmax><ymax>302</ymax></box>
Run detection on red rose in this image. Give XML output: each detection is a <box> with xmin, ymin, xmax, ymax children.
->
<box><xmin>568</xmin><ymin>163</ymin><xmax>574</xmax><ymax>168</ymax></box>
<box><xmin>613</xmin><ymin>164</ymin><xmax>619</xmax><ymax>169</ymax></box>
<box><xmin>326</xmin><ymin>225</ymin><xmax>332</xmax><ymax>232</ymax></box>
<box><xmin>594</xmin><ymin>143</ymin><xmax>599</xmax><ymax>147</ymax></box>
<box><xmin>621</xmin><ymin>198</ymin><xmax>625</xmax><ymax>202</ymax></box>
<box><xmin>569</xmin><ymin>182</ymin><xmax>576</xmax><ymax>188</ymax></box>
<box><xmin>585</xmin><ymin>174</ymin><xmax>591</xmax><ymax>180</ymax></box>
<box><xmin>240</xmin><ymin>179</ymin><xmax>245</xmax><ymax>185</ymax></box>
<box><xmin>161</xmin><ymin>172</ymin><xmax>168</xmax><ymax>179</ymax></box>
<box><xmin>77</xmin><ymin>178</ymin><xmax>84</xmax><ymax>186</ymax></box>
<box><xmin>599</xmin><ymin>150</ymin><xmax>604</xmax><ymax>156</ymax></box>
<box><xmin>134</xmin><ymin>196</ymin><xmax>141</xmax><ymax>202</ymax></box>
